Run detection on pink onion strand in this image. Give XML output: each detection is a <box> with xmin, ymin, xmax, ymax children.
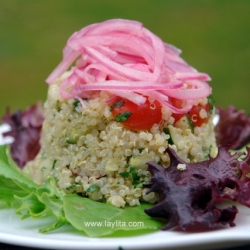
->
<box><xmin>46</xmin><ymin>19</ymin><xmax>211</xmax><ymax>113</ymax></box>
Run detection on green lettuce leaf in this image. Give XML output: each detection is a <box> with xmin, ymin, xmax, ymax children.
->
<box><xmin>0</xmin><ymin>176</ymin><xmax>28</xmax><ymax>207</ymax></box>
<box><xmin>0</xmin><ymin>145</ymin><xmax>164</xmax><ymax>237</ymax></box>
<box><xmin>63</xmin><ymin>194</ymin><xmax>163</xmax><ymax>237</ymax></box>
<box><xmin>0</xmin><ymin>145</ymin><xmax>39</xmax><ymax>192</ymax></box>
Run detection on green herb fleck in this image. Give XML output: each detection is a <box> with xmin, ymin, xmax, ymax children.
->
<box><xmin>66</xmin><ymin>181</ymin><xmax>82</xmax><ymax>191</ymax></box>
<box><xmin>56</xmin><ymin>100</ymin><xmax>61</xmax><ymax>112</ymax></box>
<box><xmin>129</xmin><ymin>167</ymin><xmax>141</xmax><ymax>186</ymax></box>
<box><xmin>73</xmin><ymin>100</ymin><xmax>80</xmax><ymax>111</ymax></box>
<box><xmin>202</xmin><ymin>145</ymin><xmax>212</xmax><ymax>159</ymax></box>
<box><xmin>119</xmin><ymin>172</ymin><xmax>130</xmax><ymax>178</ymax></box>
<box><xmin>86</xmin><ymin>184</ymin><xmax>100</xmax><ymax>193</ymax></box>
<box><xmin>115</xmin><ymin>112</ymin><xmax>132</xmax><ymax>122</ymax></box>
<box><xmin>207</xmin><ymin>94</ymin><xmax>215</xmax><ymax>114</ymax></box>
<box><xmin>66</xmin><ymin>129</ymin><xmax>79</xmax><ymax>144</ymax></box>
<box><xmin>186</xmin><ymin>114</ymin><xmax>194</xmax><ymax>133</ymax></box>
<box><xmin>66</xmin><ymin>139</ymin><xmax>77</xmax><ymax>144</ymax></box>
<box><xmin>119</xmin><ymin>167</ymin><xmax>141</xmax><ymax>186</ymax></box>
<box><xmin>52</xmin><ymin>160</ymin><xmax>57</xmax><ymax>170</ymax></box>
<box><xmin>73</xmin><ymin>98</ymin><xmax>88</xmax><ymax>111</ymax></box>
<box><xmin>138</xmin><ymin>148</ymin><xmax>145</xmax><ymax>153</ymax></box>
<box><xmin>135</xmin><ymin>183</ymin><xmax>143</xmax><ymax>188</ymax></box>
<box><xmin>158</xmin><ymin>159</ymin><xmax>163</xmax><ymax>165</ymax></box>
<box><xmin>66</xmin><ymin>184</ymin><xmax>76</xmax><ymax>191</ymax></box>
<box><xmin>41</xmin><ymin>166</ymin><xmax>46</xmax><ymax>172</ymax></box>
<box><xmin>99</xmin><ymin>197</ymin><xmax>107</xmax><ymax>203</ymax></box>
<box><xmin>163</xmin><ymin>127</ymin><xmax>174</xmax><ymax>145</ymax></box>
<box><xmin>54</xmin><ymin>177</ymin><xmax>59</xmax><ymax>182</ymax></box>
<box><xmin>125</xmin><ymin>155</ymin><xmax>132</xmax><ymax>163</ymax></box>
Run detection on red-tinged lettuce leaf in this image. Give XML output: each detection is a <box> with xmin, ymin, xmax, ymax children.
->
<box><xmin>1</xmin><ymin>102</ymin><xmax>44</xmax><ymax>168</ymax></box>
<box><xmin>238</xmin><ymin>147</ymin><xmax>250</xmax><ymax>183</ymax></box>
<box><xmin>145</xmin><ymin>146</ymin><xmax>250</xmax><ymax>231</ymax></box>
<box><xmin>215</xmin><ymin>106</ymin><xmax>250</xmax><ymax>150</ymax></box>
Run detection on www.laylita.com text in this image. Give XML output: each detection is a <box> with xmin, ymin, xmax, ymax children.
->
<box><xmin>83</xmin><ymin>220</ymin><xmax>145</xmax><ymax>228</ymax></box>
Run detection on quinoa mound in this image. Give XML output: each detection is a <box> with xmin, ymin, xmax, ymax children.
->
<box><xmin>25</xmin><ymin>75</ymin><xmax>217</xmax><ymax>208</ymax></box>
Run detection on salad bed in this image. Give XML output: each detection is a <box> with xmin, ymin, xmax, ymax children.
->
<box><xmin>1</xmin><ymin>104</ymin><xmax>250</xmax><ymax>237</ymax></box>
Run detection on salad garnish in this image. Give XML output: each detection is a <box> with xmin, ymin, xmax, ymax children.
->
<box><xmin>46</xmin><ymin>19</ymin><xmax>211</xmax><ymax>114</ymax></box>
<box><xmin>145</xmin><ymin>146</ymin><xmax>250</xmax><ymax>230</ymax></box>
<box><xmin>1</xmin><ymin>102</ymin><xmax>44</xmax><ymax>168</ymax></box>
<box><xmin>215</xmin><ymin>106</ymin><xmax>250</xmax><ymax>150</ymax></box>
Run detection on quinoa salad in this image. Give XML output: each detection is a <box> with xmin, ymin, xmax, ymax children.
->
<box><xmin>24</xmin><ymin>19</ymin><xmax>218</xmax><ymax>208</ymax></box>
<box><xmin>25</xmin><ymin>74</ymin><xmax>217</xmax><ymax>208</ymax></box>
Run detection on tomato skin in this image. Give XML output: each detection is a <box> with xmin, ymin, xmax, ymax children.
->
<box><xmin>170</xmin><ymin>98</ymin><xmax>185</xmax><ymax>123</ymax></box>
<box><xmin>111</xmin><ymin>98</ymin><xmax>162</xmax><ymax>130</ymax></box>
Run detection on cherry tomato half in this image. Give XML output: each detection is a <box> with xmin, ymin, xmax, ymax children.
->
<box><xmin>170</xmin><ymin>97</ymin><xmax>210</xmax><ymax>127</ymax></box>
<box><xmin>111</xmin><ymin>98</ymin><xmax>162</xmax><ymax>130</ymax></box>
<box><xmin>189</xmin><ymin>102</ymin><xmax>210</xmax><ymax>127</ymax></box>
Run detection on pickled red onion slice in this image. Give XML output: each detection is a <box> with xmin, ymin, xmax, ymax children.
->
<box><xmin>46</xmin><ymin>19</ymin><xmax>211</xmax><ymax>113</ymax></box>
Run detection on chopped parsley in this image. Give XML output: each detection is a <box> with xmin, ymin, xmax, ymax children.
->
<box><xmin>129</xmin><ymin>167</ymin><xmax>141</xmax><ymax>185</ymax></box>
<box><xmin>135</xmin><ymin>183</ymin><xmax>143</xmax><ymax>188</ymax></box>
<box><xmin>66</xmin><ymin>184</ymin><xmax>77</xmax><ymax>191</ymax></box>
<box><xmin>73</xmin><ymin>100</ymin><xmax>80</xmax><ymax>111</ymax></box>
<box><xmin>163</xmin><ymin>127</ymin><xmax>174</xmax><ymax>145</ymax></box>
<box><xmin>52</xmin><ymin>160</ymin><xmax>57</xmax><ymax>170</ymax></box>
<box><xmin>186</xmin><ymin>114</ymin><xmax>195</xmax><ymax>133</ymax></box>
<box><xmin>138</xmin><ymin>148</ymin><xmax>145</xmax><ymax>153</ymax></box>
<box><xmin>207</xmin><ymin>94</ymin><xmax>216</xmax><ymax>114</ymax></box>
<box><xmin>125</xmin><ymin>155</ymin><xmax>132</xmax><ymax>163</ymax></box>
<box><xmin>66</xmin><ymin>139</ymin><xmax>77</xmax><ymax>144</ymax></box>
<box><xmin>86</xmin><ymin>184</ymin><xmax>100</xmax><ymax>193</ymax></box>
<box><xmin>119</xmin><ymin>171</ymin><xmax>130</xmax><ymax>178</ymax></box>
<box><xmin>73</xmin><ymin>98</ymin><xmax>88</xmax><ymax>111</ymax></box>
<box><xmin>41</xmin><ymin>166</ymin><xmax>46</xmax><ymax>172</ymax></box>
<box><xmin>202</xmin><ymin>145</ymin><xmax>212</xmax><ymax>159</ymax></box>
<box><xmin>66</xmin><ymin>181</ymin><xmax>82</xmax><ymax>191</ymax></box>
<box><xmin>66</xmin><ymin>129</ymin><xmax>79</xmax><ymax>144</ymax></box>
<box><xmin>115</xmin><ymin>112</ymin><xmax>132</xmax><ymax>122</ymax></box>
<box><xmin>56</xmin><ymin>100</ymin><xmax>61</xmax><ymax>112</ymax></box>
<box><xmin>119</xmin><ymin>167</ymin><xmax>141</xmax><ymax>186</ymax></box>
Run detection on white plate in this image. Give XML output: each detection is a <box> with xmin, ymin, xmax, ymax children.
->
<box><xmin>1</xmin><ymin>205</ymin><xmax>250</xmax><ymax>250</ymax></box>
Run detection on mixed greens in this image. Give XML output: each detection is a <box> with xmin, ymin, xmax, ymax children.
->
<box><xmin>145</xmin><ymin>146</ymin><xmax>250</xmax><ymax>230</ymax></box>
<box><xmin>1</xmin><ymin>102</ymin><xmax>44</xmax><ymax>168</ymax></box>
<box><xmin>215</xmin><ymin>106</ymin><xmax>250</xmax><ymax>150</ymax></box>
